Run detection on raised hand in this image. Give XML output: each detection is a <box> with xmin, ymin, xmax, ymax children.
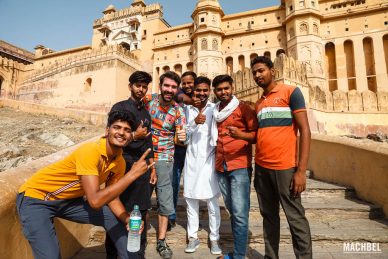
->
<box><xmin>130</xmin><ymin>148</ymin><xmax>154</xmax><ymax>177</ymax></box>
<box><xmin>177</xmin><ymin>126</ymin><xmax>186</xmax><ymax>142</ymax></box>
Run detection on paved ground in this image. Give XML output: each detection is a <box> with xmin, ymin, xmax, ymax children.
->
<box><xmin>73</xmin><ymin>179</ymin><xmax>388</xmax><ymax>259</ymax></box>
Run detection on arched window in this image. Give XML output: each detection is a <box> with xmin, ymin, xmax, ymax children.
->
<box><xmin>325</xmin><ymin>42</ymin><xmax>338</xmax><ymax>91</ymax></box>
<box><xmin>238</xmin><ymin>55</ymin><xmax>245</xmax><ymax>71</ymax></box>
<box><xmin>212</xmin><ymin>38</ymin><xmax>218</xmax><ymax>51</ymax></box>
<box><xmin>163</xmin><ymin>66</ymin><xmax>170</xmax><ymax>73</ymax></box>
<box><xmin>299</xmin><ymin>22</ymin><xmax>308</xmax><ymax>35</ymax></box>
<box><xmin>250</xmin><ymin>53</ymin><xmax>258</xmax><ymax>61</ymax></box>
<box><xmin>313</xmin><ymin>23</ymin><xmax>319</xmax><ymax>35</ymax></box>
<box><xmin>186</xmin><ymin>62</ymin><xmax>194</xmax><ymax>71</ymax></box>
<box><xmin>226</xmin><ymin>57</ymin><xmax>233</xmax><ymax>74</ymax></box>
<box><xmin>383</xmin><ymin>34</ymin><xmax>388</xmax><ymax>74</ymax></box>
<box><xmin>84</xmin><ymin>78</ymin><xmax>92</xmax><ymax>92</ymax></box>
<box><xmin>276</xmin><ymin>49</ymin><xmax>286</xmax><ymax>57</ymax></box>
<box><xmin>363</xmin><ymin>37</ymin><xmax>377</xmax><ymax>92</ymax></box>
<box><xmin>174</xmin><ymin>64</ymin><xmax>182</xmax><ymax>76</ymax></box>
<box><xmin>264</xmin><ymin>51</ymin><xmax>271</xmax><ymax>60</ymax></box>
<box><xmin>120</xmin><ymin>42</ymin><xmax>131</xmax><ymax>51</ymax></box>
<box><xmin>344</xmin><ymin>40</ymin><xmax>356</xmax><ymax>90</ymax></box>
<box><xmin>201</xmin><ymin>38</ymin><xmax>208</xmax><ymax>50</ymax></box>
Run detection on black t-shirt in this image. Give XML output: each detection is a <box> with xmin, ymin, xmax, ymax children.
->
<box><xmin>111</xmin><ymin>98</ymin><xmax>153</xmax><ymax>160</ymax></box>
<box><xmin>110</xmin><ymin>98</ymin><xmax>153</xmax><ymax>210</ymax></box>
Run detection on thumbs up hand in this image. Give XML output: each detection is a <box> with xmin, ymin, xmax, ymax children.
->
<box><xmin>194</xmin><ymin>109</ymin><xmax>206</xmax><ymax>125</ymax></box>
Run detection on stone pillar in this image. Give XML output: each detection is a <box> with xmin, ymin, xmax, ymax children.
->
<box><xmin>335</xmin><ymin>40</ymin><xmax>348</xmax><ymax>91</ymax></box>
<box><xmin>245</xmin><ymin>54</ymin><xmax>251</xmax><ymax>70</ymax></box>
<box><xmin>353</xmin><ymin>38</ymin><xmax>368</xmax><ymax>91</ymax></box>
<box><xmin>372</xmin><ymin>34</ymin><xmax>388</xmax><ymax>91</ymax></box>
<box><xmin>233</xmin><ymin>55</ymin><xmax>239</xmax><ymax>74</ymax></box>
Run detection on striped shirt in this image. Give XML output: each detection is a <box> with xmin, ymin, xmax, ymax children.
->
<box><xmin>255</xmin><ymin>83</ymin><xmax>306</xmax><ymax>170</ymax></box>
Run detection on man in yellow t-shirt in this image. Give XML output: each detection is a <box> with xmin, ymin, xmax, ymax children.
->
<box><xmin>16</xmin><ymin>110</ymin><xmax>154</xmax><ymax>259</ymax></box>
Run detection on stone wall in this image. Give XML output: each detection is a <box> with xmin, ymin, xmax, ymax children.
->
<box><xmin>0</xmin><ymin>99</ymin><xmax>107</xmax><ymax>126</ymax></box>
<box><xmin>233</xmin><ymin>54</ymin><xmax>309</xmax><ymax>103</ymax></box>
<box><xmin>14</xmin><ymin>45</ymin><xmax>140</xmax><ymax>111</ymax></box>
<box><xmin>310</xmin><ymin>87</ymin><xmax>388</xmax><ymax>112</ymax></box>
<box><xmin>0</xmin><ymin>139</ymin><xmax>97</xmax><ymax>259</ymax></box>
<box><xmin>309</xmin><ymin>134</ymin><xmax>388</xmax><ymax>217</ymax></box>
<box><xmin>0</xmin><ymin>56</ymin><xmax>33</xmax><ymax>99</ymax></box>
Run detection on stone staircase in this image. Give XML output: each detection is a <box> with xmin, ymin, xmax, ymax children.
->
<box><xmin>73</xmin><ymin>177</ymin><xmax>388</xmax><ymax>258</ymax></box>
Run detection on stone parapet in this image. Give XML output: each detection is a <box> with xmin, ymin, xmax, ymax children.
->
<box><xmin>0</xmin><ymin>138</ymin><xmax>98</xmax><ymax>259</ymax></box>
<box><xmin>309</xmin><ymin>134</ymin><xmax>388</xmax><ymax>217</ymax></box>
<box><xmin>0</xmin><ymin>99</ymin><xmax>107</xmax><ymax>126</ymax></box>
<box><xmin>23</xmin><ymin>45</ymin><xmax>140</xmax><ymax>84</ymax></box>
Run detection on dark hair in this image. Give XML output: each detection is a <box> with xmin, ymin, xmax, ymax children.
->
<box><xmin>159</xmin><ymin>71</ymin><xmax>181</xmax><ymax>86</ymax></box>
<box><xmin>251</xmin><ymin>56</ymin><xmax>274</xmax><ymax>69</ymax></box>
<box><xmin>129</xmin><ymin>71</ymin><xmax>152</xmax><ymax>85</ymax></box>
<box><xmin>181</xmin><ymin>71</ymin><xmax>197</xmax><ymax>80</ymax></box>
<box><xmin>212</xmin><ymin>74</ymin><xmax>233</xmax><ymax>88</ymax></box>
<box><xmin>194</xmin><ymin>76</ymin><xmax>211</xmax><ymax>89</ymax></box>
<box><xmin>107</xmin><ymin>110</ymin><xmax>135</xmax><ymax>130</ymax></box>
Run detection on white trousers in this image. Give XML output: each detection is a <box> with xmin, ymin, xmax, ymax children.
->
<box><xmin>185</xmin><ymin>196</ymin><xmax>221</xmax><ymax>241</ymax></box>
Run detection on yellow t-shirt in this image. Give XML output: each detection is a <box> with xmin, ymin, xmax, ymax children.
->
<box><xmin>19</xmin><ymin>137</ymin><xmax>126</xmax><ymax>201</ymax></box>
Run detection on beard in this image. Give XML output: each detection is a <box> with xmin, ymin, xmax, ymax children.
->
<box><xmin>161</xmin><ymin>91</ymin><xmax>174</xmax><ymax>102</ymax></box>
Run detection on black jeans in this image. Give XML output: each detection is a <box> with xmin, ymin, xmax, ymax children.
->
<box><xmin>254</xmin><ymin>164</ymin><xmax>312</xmax><ymax>259</ymax></box>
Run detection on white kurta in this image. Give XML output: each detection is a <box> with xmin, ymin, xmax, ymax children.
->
<box><xmin>183</xmin><ymin>101</ymin><xmax>220</xmax><ymax>199</ymax></box>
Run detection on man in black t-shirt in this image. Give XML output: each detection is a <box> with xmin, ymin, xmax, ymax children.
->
<box><xmin>106</xmin><ymin>71</ymin><xmax>156</xmax><ymax>259</ymax></box>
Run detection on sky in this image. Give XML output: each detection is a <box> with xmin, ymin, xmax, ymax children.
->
<box><xmin>0</xmin><ymin>0</ymin><xmax>279</xmax><ymax>53</ymax></box>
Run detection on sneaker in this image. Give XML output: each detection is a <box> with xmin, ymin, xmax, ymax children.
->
<box><xmin>184</xmin><ymin>238</ymin><xmax>200</xmax><ymax>253</ymax></box>
<box><xmin>216</xmin><ymin>253</ymin><xmax>233</xmax><ymax>259</ymax></box>
<box><xmin>210</xmin><ymin>240</ymin><xmax>222</xmax><ymax>255</ymax></box>
<box><xmin>157</xmin><ymin>239</ymin><xmax>173</xmax><ymax>259</ymax></box>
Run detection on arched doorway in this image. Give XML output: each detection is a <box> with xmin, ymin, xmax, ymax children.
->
<box><xmin>119</xmin><ymin>42</ymin><xmax>131</xmax><ymax>51</ymax></box>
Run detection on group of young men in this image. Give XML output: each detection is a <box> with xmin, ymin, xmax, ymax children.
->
<box><xmin>16</xmin><ymin>56</ymin><xmax>312</xmax><ymax>259</ymax></box>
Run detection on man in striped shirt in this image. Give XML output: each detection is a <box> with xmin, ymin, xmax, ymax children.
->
<box><xmin>252</xmin><ymin>56</ymin><xmax>312</xmax><ymax>259</ymax></box>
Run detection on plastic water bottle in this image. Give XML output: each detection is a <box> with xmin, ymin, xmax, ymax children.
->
<box><xmin>127</xmin><ymin>205</ymin><xmax>142</xmax><ymax>252</ymax></box>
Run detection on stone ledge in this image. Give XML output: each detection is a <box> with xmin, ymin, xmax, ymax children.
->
<box><xmin>0</xmin><ymin>137</ymin><xmax>98</xmax><ymax>259</ymax></box>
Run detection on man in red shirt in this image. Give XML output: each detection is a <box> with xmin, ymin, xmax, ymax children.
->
<box><xmin>211</xmin><ymin>75</ymin><xmax>258</xmax><ymax>259</ymax></box>
<box><xmin>252</xmin><ymin>56</ymin><xmax>312</xmax><ymax>259</ymax></box>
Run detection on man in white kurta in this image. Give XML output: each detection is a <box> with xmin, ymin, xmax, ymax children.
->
<box><xmin>183</xmin><ymin>76</ymin><xmax>221</xmax><ymax>255</ymax></box>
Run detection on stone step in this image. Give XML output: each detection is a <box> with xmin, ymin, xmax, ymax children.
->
<box><xmin>172</xmin><ymin>178</ymin><xmax>356</xmax><ymax>199</ymax></box>
<box><xmin>143</xmin><ymin>217</ymin><xmax>388</xmax><ymax>245</ymax></box>
<box><xmin>151</xmin><ymin>192</ymin><xmax>383</xmax><ymax>220</ymax></box>
<box><xmin>72</xmin><ymin>241</ymin><xmax>388</xmax><ymax>259</ymax></box>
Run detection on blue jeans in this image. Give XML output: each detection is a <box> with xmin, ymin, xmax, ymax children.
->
<box><xmin>217</xmin><ymin>165</ymin><xmax>251</xmax><ymax>259</ymax></box>
<box><xmin>16</xmin><ymin>193</ymin><xmax>132</xmax><ymax>259</ymax></box>
<box><xmin>169</xmin><ymin>145</ymin><xmax>186</xmax><ymax>220</ymax></box>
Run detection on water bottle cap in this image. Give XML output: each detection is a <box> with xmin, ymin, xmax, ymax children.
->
<box><xmin>134</xmin><ymin>205</ymin><xmax>139</xmax><ymax>210</ymax></box>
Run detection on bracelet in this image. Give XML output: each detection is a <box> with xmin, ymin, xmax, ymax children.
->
<box><xmin>132</xmin><ymin>132</ymin><xmax>136</xmax><ymax>141</ymax></box>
